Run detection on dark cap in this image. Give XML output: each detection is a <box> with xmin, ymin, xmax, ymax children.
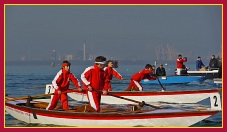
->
<box><xmin>198</xmin><ymin>56</ymin><xmax>201</xmax><ymax>58</ymax></box>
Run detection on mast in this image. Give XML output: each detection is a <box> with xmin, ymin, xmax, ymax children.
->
<box><xmin>51</xmin><ymin>49</ymin><xmax>56</xmax><ymax>67</ymax></box>
<box><xmin>83</xmin><ymin>41</ymin><xmax>86</xmax><ymax>61</ymax></box>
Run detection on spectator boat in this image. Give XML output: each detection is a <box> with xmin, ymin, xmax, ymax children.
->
<box><xmin>141</xmin><ymin>75</ymin><xmax>206</xmax><ymax>85</ymax></box>
<box><xmin>187</xmin><ymin>69</ymin><xmax>219</xmax><ymax>79</ymax></box>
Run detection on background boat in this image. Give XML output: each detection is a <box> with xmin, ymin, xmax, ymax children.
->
<box><xmin>141</xmin><ymin>75</ymin><xmax>206</xmax><ymax>85</ymax></box>
<box><xmin>187</xmin><ymin>69</ymin><xmax>219</xmax><ymax>79</ymax></box>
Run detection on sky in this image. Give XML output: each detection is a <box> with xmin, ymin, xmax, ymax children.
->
<box><xmin>5</xmin><ymin>5</ymin><xmax>222</xmax><ymax>61</ymax></box>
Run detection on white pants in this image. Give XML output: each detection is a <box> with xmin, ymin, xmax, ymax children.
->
<box><xmin>176</xmin><ymin>68</ymin><xmax>182</xmax><ymax>75</ymax></box>
<box><xmin>133</xmin><ymin>80</ymin><xmax>143</xmax><ymax>91</ymax></box>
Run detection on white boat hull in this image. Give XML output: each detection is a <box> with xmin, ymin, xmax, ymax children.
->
<box><xmin>5</xmin><ymin>104</ymin><xmax>217</xmax><ymax>127</ymax></box>
<box><xmin>187</xmin><ymin>70</ymin><xmax>219</xmax><ymax>79</ymax></box>
<box><xmin>67</xmin><ymin>89</ymin><xmax>221</xmax><ymax>104</ymax></box>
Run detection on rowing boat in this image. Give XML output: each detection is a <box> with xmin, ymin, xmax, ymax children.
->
<box><xmin>66</xmin><ymin>88</ymin><xmax>221</xmax><ymax>104</ymax></box>
<box><xmin>44</xmin><ymin>84</ymin><xmax>221</xmax><ymax>104</ymax></box>
<box><xmin>141</xmin><ymin>75</ymin><xmax>206</xmax><ymax>85</ymax></box>
<box><xmin>5</xmin><ymin>96</ymin><xmax>221</xmax><ymax>127</ymax></box>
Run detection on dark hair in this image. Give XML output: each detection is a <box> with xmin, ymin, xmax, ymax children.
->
<box><xmin>106</xmin><ymin>60</ymin><xmax>113</xmax><ymax>64</ymax></box>
<box><xmin>145</xmin><ymin>64</ymin><xmax>152</xmax><ymax>69</ymax></box>
<box><xmin>178</xmin><ymin>54</ymin><xmax>182</xmax><ymax>57</ymax></box>
<box><xmin>95</xmin><ymin>56</ymin><xmax>106</xmax><ymax>63</ymax></box>
<box><xmin>62</xmin><ymin>60</ymin><xmax>71</xmax><ymax>66</ymax></box>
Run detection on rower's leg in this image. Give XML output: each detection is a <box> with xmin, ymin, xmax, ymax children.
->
<box><xmin>26</xmin><ymin>96</ymin><xmax>32</xmax><ymax>107</ymax></box>
<box><xmin>124</xmin><ymin>87</ymin><xmax>133</xmax><ymax>91</ymax></box>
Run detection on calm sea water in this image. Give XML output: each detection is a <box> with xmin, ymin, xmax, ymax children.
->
<box><xmin>5</xmin><ymin>62</ymin><xmax>222</xmax><ymax>127</ymax></box>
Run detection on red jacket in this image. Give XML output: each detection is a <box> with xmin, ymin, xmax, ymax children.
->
<box><xmin>81</xmin><ymin>64</ymin><xmax>109</xmax><ymax>91</ymax></box>
<box><xmin>52</xmin><ymin>69</ymin><xmax>81</xmax><ymax>91</ymax></box>
<box><xmin>131</xmin><ymin>69</ymin><xmax>156</xmax><ymax>82</ymax></box>
<box><xmin>104</xmin><ymin>67</ymin><xmax>123</xmax><ymax>80</ymax></box>
<box><xmin>176</xmin><ymin>58</ymin><xmax>187</xmax><ymax>68</ymax></box>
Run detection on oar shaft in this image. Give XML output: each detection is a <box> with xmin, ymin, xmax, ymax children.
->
<box><xmin>93</xmin><ymin>89</ymin><xmax>140</xmax><ymax>104</ymax></box>
<box><xmin>144</xmin><ymin>102</ymin><xmax>161</xmax><ymax>109</ymax></box>
<box><xmin>6</xmin><ymin>89</ymin><xmax>81</xmax><ymax>101</ymax></box>
<box><xmin>88</xmin><ymin>89</ymin><xmax>161</xmax><ymax>109</ymax></box>
<box><xmin>154</xmin><ymin>75</ymin><xmax>166</xmax><ymax>91</ymax></box>
<box><xmin>107</xmin><ymin>93</ymin><xmax>161</xmax><ymax>109</ymax></box>
<box><xmin>108</xmin><ymin>93</ymin><xmax>140</xmax><ymax>104</ymax></box>
<box><xmin>157</xmin><ymin>78</ymin><xmax>164</xmax><ymax>89</ymax></box>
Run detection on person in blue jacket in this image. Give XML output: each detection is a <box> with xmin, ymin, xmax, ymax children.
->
<box><xmin>196</xmin><ymin>56</ymin><xmax>206</xmax><ymax>71</ymax></box>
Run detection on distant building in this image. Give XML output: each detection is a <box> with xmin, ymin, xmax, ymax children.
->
<box><xmin>65</xmin><ymin>54</ymin><xmax>73</xmax><ymax>60</ymax></box>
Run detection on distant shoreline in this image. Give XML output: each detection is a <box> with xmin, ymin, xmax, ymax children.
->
<box><xmin>5</xmin><ymin>59</ymin><xmax>200</xmax><ymax>66</ymax></box>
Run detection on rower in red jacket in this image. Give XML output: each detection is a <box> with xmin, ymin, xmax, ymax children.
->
<box><xmin>176</xmin><ymin>54</ymin><xmax>187</xmax><ymax>75</ymax></box>
<box><xmin>46</xmin><ymin>60</ymin><xmax>82</xmax><ymax>110</ymax></box>
<box><xmin>104</xmin><ymin>60</ymin><xmax>124</xmax><ymax>91</ymax></box>
<box><xmin>125</xmin><ymin>64</ymin><xmax>156</xmax><ymax>91</ymax></box>
<box><xmin>81</xmin><ymin>56</ymin><xmax>109</xmax><ymax>112</ymax></box>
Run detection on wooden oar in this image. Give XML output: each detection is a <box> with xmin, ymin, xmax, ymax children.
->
<box><xmin>153</xmin><ymin>75</ymin><xmax>166</xmax><ymax>91</ymax></box>
<box><xmin>6</xmin><ymin>89</ymin><xmax>81</xmax><ymax>101</ymax></box>
<box><xmin>33</xmin><ymin>85</ymin><xmax>76</xmax><ymax>88</ymax></box>
<box><xmin>107</xmin><ymin>92</ymin><xmax>161</xmax><ymax>109</ymax></box>
<box><xmin>93</xmin><ymin>89</ymin><xmax>161</xmax><ymax>109</ymax></box>
<box><xmin>6</xmin><ymin>93</ymin><xmax>54</xmax><ymax>101</ymax></box>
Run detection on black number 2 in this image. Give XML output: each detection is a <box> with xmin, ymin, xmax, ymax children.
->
<box><xmin>213</xmin><ymin>96</ymin><xmax>218</xmax><ymax>107</ymax></box>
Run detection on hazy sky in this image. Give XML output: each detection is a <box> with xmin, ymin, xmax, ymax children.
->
<box><xmin>6</xmin><ymin>5</ymin><xmax>222</xmax><ymax>61</ymax></box>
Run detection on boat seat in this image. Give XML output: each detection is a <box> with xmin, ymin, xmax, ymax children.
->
<box><xmin>33</xmin><ymin>102</ymin><xmax>61</xmax><ymax>109</ymax></box>
<box><xmin>73</xmin><ymin>105</ymin><xmax>97</xmax><ymax>112</ymax></box>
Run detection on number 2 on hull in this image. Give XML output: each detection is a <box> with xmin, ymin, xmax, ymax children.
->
<box><xmin>210</xmin><ymin>93</ymin><xmax>222</xmax><ymax>110</ymax></box>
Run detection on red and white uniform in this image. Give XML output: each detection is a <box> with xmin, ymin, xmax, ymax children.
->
<box><xmin>104</xmin><ymin>67</ymin><xmax>123</xmax><ymax>91</ymax></box>
<box><xmin>176</xmin><ymin>58</ymin><xmax>187</xmax><ymax>68</ymax></box>
<box><xmin>128</xmin><ymin>69</ymin><xmax>156</xmax><ymax>91</ymax></box>
<box><xmin>46</xmin><ymin>69</ymin><xmax>81</xmax><ymax>110</ymax></box>
<box><xmin>176</xmin><ymin>58</ymin><xmax>187</xmax><ymax>75</ymax></box>
<box><xmin>81</xmin><ymin>64</ymin><xmax>109</xmax><ymax>112</ymax></box>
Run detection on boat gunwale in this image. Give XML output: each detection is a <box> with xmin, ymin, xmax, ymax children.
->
<box><xmin>5</xmin><ymin>102</ymin><xmax>220</xmax><ymax>120</ymax></box>
<box><xmin>86</xmin><ymin>89</ymin><xmax>221</xmax><ymax>96</ymax></box>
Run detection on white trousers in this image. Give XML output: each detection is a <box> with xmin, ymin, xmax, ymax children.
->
<box><xmin>176</xmin><ymin>68</ymin><xmax>182</xmax><ymax>75</ymax></box>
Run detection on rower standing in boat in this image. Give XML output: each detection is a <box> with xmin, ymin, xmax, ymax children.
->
<box><xmin>125</xmin><ymin>64</ymin><xmax>156</xmax><ymax>91</ymax></box>
<box><xmin>156</xmin><ymin>64</ymin><xmax>166</xmax><ymax>76</ymax></box>
<box><xmin>196</xmin><ymin>56</ymin><xmax>206</xmax><ymax>71</ymax></box>
<box><xmin>46</xmin><ymin>60</ymin><xmax>82</xmax><ymax>110</ymax></box>
<box><xmin>176</xmin><ymin>54</ymin><xmax>187</xmax><ymax>75</ymax></box>
<box><xmin>81</xmin><ymin>56</ymin><xmax>109</xmax><ymax>112</ymax></box>
<box><xmin>104</xmin><ymin>60</ymin><xmax>124</xmax><ymax>91</ymax></box>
